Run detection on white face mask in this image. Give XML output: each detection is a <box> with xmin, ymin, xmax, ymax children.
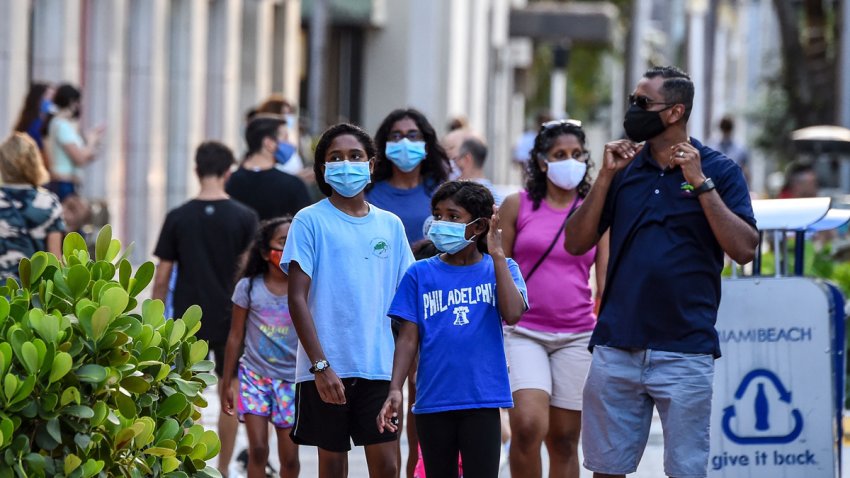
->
<box><xmin>546</xmin><ymin>159</ymin><xmax>587</xmax><ymax>190</ymax></box>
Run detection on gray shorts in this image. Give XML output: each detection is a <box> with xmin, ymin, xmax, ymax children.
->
<box><xmin>581</xmin><ymin>346</ymin><xmax>715</xmax><ymax>478</ymax></box>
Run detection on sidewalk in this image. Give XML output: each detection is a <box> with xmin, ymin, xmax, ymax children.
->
<box><xmin>199</xmin><ymin>386</ymin><xmax>666</xmax><ymax>477</ymax></box>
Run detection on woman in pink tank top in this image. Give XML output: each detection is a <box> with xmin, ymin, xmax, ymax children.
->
<box><xmin>499</xmin><ymin>120</ymin><xmax>609</xmax><ymax>478</ymax></box>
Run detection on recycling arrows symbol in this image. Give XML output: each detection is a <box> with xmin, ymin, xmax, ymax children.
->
<box><xmin>722</xmin><ymin>368</ymin><xmax>804</xmax><ymax>445</ymax></box>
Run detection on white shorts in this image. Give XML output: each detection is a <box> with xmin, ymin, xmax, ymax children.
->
<box><xmin>504</xmin><ymin>326</ymin><xmax>593</xmax><ymax>410</ymax></box>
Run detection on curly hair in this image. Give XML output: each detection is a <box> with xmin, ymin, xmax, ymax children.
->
<box><xmin>372</xmin><ymin>108</ymin><xmax>449</xmax><ymax>192</ymax></box>
<box><xmin>431</xmin><ymin>181</ymin><xmax>494</xmax><ymax>254</ymax></box>
<box><xmin>525</xmin><ymin>122</ymin><xmax>594</xmax><ymax>210</ymax></box>
<box><xmin>312</xmin><ymin>123</ymin><xmax>377</xmax><ymax>197</ymax></box>
<box><xmin>237</xmin><ymin>216</ymin><xmax>293</xmax><ymax>308</ymax></box>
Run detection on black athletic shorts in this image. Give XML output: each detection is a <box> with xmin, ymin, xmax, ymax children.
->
<box><xmin>291</xmin><ymin>378</ymin><xmax>397</xmax><ymax>452</ymax></box>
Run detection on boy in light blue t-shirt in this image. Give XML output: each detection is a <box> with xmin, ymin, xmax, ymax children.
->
<box><xmin>377</xmin><ymin>181</ymin><xmax>528</xmax><ymax>478</ymax></box>
<box><xmin>280</xmin><ymin>123</ymin><xmax>413</xmax><ymax>477</ymax></box>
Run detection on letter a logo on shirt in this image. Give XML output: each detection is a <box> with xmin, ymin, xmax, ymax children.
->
<box><xmin>452</xmin><ymin>306</ymin><xmax>470</xmax><ymax>326</ymax></box>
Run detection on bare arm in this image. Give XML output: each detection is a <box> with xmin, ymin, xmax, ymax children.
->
<box><xmin>489</xmin><ymin>207</ymin><xmax>526</xmax><ymax>325</ymax></box>
<box><xmin>288</xmin><ymin>261</ymin><xmax>346</xmax><ymax>404</ymax></box>
<box><xmin>220</xmin><ymin>305</ymin><xmax>247</xmax><ymax>416</ymax></box>
<box><xmin>594</xmin><ymin>230</ymin><xmax>610</xmax><ymax>300</ymax></box>
<box><xmin>697</xmin><ymin>190</ymin><xmax>758</xmax><ymax>263</ymax></box>
<box><xmin>499</xmin><ymin>193</ymin><xmax>520</xmax><ymax>257</ymax></box>
<box><xmin>61</xmin><ymin>142</ymin><xmax>98</xmax><ymax>167</ymax></box>
<box><xmin>564</xmin><ymin>140</ymin><xmax>642</xmax><ymax>255</ymax></box>
<box><xmin>151</xmin><ymin>260</ymin><xmax>174</xmax><ymax>302</ymax></box>
<box><xmin>672</xmin><ymin>142</ymin><xmax>758</xmax><ymax>264</ymax></box>
<box><xmin>46</xmin><ymin>231</ymin><xmax>62</xmax><ymax>258</ymax></box>
<box><xmin>377</xmin><ymin>320</ymin><xmax>419</xmax><ymax>433</ymax></box>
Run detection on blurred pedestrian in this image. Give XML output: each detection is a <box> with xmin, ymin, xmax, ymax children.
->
<box><xmin>44</xmin><ymin>84</ymin><xmax>104</xmax><ymax>232</ymax></box>
<box><xmin>513</xmin><ymin>112</ymin><xmax>552</xmax><ymax>164</ymax></box>
<box><xmin>499</xmin><ymin>119</ymin><xmax>608</xmax><ymax>478</ymax></box>
<box><xmin>377</xmin><ymin>181</ymin><xmax>527</xmax><ymax>478</ymax></box>
<box><xmin>221</xmin><ymin>217</ymin><xmax>300</xmax><ymax>478</ymax></box>
<box><xmin>369</xmin><ymin>108</ymin><xmax>451</xmax><ymax>244</ymax></box>
<box><xmin>778</xmin><ymin>160</ymin><xmax>819</xmax><ymax>198</ymax></box>
<box><xmin>13</xmin><ymin>82</ymin><xmax>54</xmax><ymax>151</ymax></box>
<box><xmin>152</xmin><ymin>141</ymin><xmax>259</xmax><ymax>478</ymax></box>
<box><xmin>226</xmin><ymin>115</ymin><xmax>312</xmax><ymax>221</ymax></box>
<box><xmin>565</xmin><ymin>66</ymin><xmax>758</xmax><ymax>478</ymax></box>
<box><xmin>0</xmin><ymin>133</ymin><xmax>65</xmax><ymax>280</ymax></box>
<box><xmin>446</xmin><ymin>116</ymin><xmax>468</xmax><ymax>132</ymax></box>
<box><xmin>709</xmin><ymin>115</ymin><xmax>749</xmax><ymax>180</ymax></box>
<box><xmin>281</xmin><ymin>123</ymin><xmax>413</xmax><ymax>478</ymax></box>
<box><xmin>443</xmin><ymin>130</ymin><xmax>504</xmax><ymax>205</ymax></box>
<box><xmin>255</xmin><ymin>94</ymin><xmax>305</xmax><ymax>175</ymax></box>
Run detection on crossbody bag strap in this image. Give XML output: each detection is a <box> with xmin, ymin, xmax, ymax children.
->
<box><xmin>524</xmin><ymin>195</ymin><xmax>580</xmax><ymax>282</ymax></box>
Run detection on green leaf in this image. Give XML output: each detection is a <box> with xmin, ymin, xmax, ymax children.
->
<box><xmin>80</xmin><ymin>459</ymin><xmax>104</xmax><ymax>478</ymax></box>
<box><xmin>49</xmin><ymin>352</ymin><xmax>73</xmax><ymax>384</ymax></box>
<box><xmin>142</xmin><ymin>300</ymin><xmax>165</xmax><ymax>326</ymax></box>
<box><xmin>46</xmin><ymin>418</ymin><xmax>61</xmax><ymax>444</ymax></box>
<box><xmin>95</xmin><ymin>225</ymin><xmax>112</xmax><ymax>261</ymax></box>
<box><xmin>155</xmin><ymin>418</ymin><xmax>180</xmax><ymax>444</ymax></box>
<box><xmin>101</xmin><ymin>287</ymin><xmax>130</xmax><ymax>318</ymax></box>
<box><xmin>76</xmin><ymin>364</ymin><xmax>108</xmax><ymax>383</ymax></box>
<box><xmin>0</xmin><ymin>343</ymin><xmax>11</xmax><ymax>376</ymax></box>
<box><xmin>0</xmin><ymin>297</ymin><xmax>9</xmax><ymax>322</ymax></box>
<box><xmin>18</xmin><ymin>258</ymin><xmax>31</xmax><ymax>289</ymax></box>
<box><xmin>144</xmin><ymin>446</ymin><xmax>177</xmax><ymax>457</ymax></box>
<box><xmin>67</xmin><ymin>264</ymin><xmax>91</xmax><ymax>300</ymax></box>
<box><xmin>157</xmin><ymin>393</ymin><xmax>188</xmax><ymax>417</ymax></box>
<box><xmin>11</xmin><ymin>374</ymin><xmax>35</xmax><ymax>404</ymax></box>
<box><xmin>60</xmin><ymin>386</ymin><xmax>81</xmax><ymax>406</ymax></box>
<box><xmin>91</xmin><ymin>306</ymin><xmax>112</xmax><ymax>341</ymax></box>
<box><xmin>29</xmin><ymin>252</ymin><xmax>49</xmax><ymax>282</ymax></box>
<box><xmin>115</xmin><ymin>427</ymin><xmax>136</xmax><ymax>450</ymax></box>
<box><xmin>169</xmin><ymin>320</ymin><xmax>186</xmax><ymax>346</ymax></box>
<box><xmin>162</xmin><ymin>456</ymin><xmax>180</xmax><ymax>473</ymax></box>
<box><xmin>3</xmin><ymin>375</ymin><xmax>18</xmax><ymax>402</ymax></box>
<box><xmin>64</xmin><ymin>454</ymin><xmax>82</xmax><ymax>475</ymax></box>
<box><xmin>63</xmin><ymin>405</ymin><xmax>95</xmax><ymax>419</ymax></box>
<box><xmin>62</xmin><ymin>232</ymin><xmax>88</xmax><ymax>261</ymax></box>
<box><xmin>91</xmin><ymin>401</ymin><xmax>108</xmax><ymax>426</ymax></box>
<box><xmin>189</xmin><ymin>360</ymin><xmax>215</xmax><ymax>373</ymax></box>
<box><xmin>105</xmin><ymin>239</ymin><xmax>121</xmax><ymax>263</ymax></box>
<box><xmin>115</xmin><ymin>393</ymin><xmax>137</xmax><ymax>418</ymax></box>
<box><xmin>181</xmin><ymin>305</ymin><xmax>202</xmax><ymax>335</ymax></box>
<box><xmin>133</xmin><ymin>417</ymin><xmax>155</xmax><ymax>448</ymax></box>
<box><xmin>200</xmin><ymin>430</ymin><xmax>221</xmax><ymax>460</ymax></box>
<box><xmin>20</xmin><ymin>341</ymin><xmax>38</xmax><ymax>375</ymax></box>
<box><xmin>130</xmin><ymin>262</ymin><xmax>155</xmax><ymax>297</ymax></box>
<box><xmin>28</xmin><ymin>309</ymin><xmax>59</xmax><ymax>343</ymax></box>
<box><xmin>188</xmin><ymin>341</ymin><xmax>208</xmax><ymax>365</ymax></box>
<box><xmin>121</xmin><ymin>376</ymin><xmax>151</xmax><ymax>394</ymax></box>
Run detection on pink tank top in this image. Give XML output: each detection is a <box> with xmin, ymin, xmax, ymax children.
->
<box><xmin>512</xmin><ymin>191</ymin><xmax>596</xmax><ymax>333</ymax></box>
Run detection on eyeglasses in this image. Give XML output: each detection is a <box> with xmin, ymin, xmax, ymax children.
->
<box><xmin>540</xmin><ymin>150</ymin><xmax>590</xmax><ymax>163</ymax></box>
<box><xmin>540</xmin><ymin>119</ymin><xmax>582</xmax><ymax>131</ymax></box>
<box><xmin>388</xmin><ymin>130</ymin><xmax>424</xmax><ymax>142</ymax></box>
<box><xmin>628</xmin><ymin>94</ymin><xmax>672</xmax><ymax>110</ymax></box>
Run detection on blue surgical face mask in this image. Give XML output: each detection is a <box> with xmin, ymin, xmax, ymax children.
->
<box><xmin>324</xmin><ymin>160</ymin><xmax>371</xmax><ymax>197</ymax></box>
<box><xmin>428</xmin><ymin>219</ymin><xmax>481</xmax><ymax>254</ymax></box>
<box><xmin>385</xmin><ymin>138</ymin><xmax>427</xmax><ymax>172</ymax></box>
<box><xmin>275</xmin><ymin>141</ymin><xmax>297</xmax><ymax>165</ymax></box>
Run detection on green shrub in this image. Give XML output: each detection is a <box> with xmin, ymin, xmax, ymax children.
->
<box><xmin>0</xmin><ymin>226</ymin><xmax>220</xmax><ymax>477</ymax></box>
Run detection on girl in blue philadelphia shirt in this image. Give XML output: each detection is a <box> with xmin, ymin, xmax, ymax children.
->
<box><xmin>377</xmin><ymin>181</ymin><xmax>528</xmax><ymax>478</ymax></box>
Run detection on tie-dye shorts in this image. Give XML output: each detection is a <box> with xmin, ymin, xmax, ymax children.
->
<box><xmin>237</xmin><ymin>363</ymin><xmax>296</xmax><ymax>428</ymax></box>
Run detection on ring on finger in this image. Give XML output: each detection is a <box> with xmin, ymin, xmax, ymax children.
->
<box><xmin>676</xmin><ymin>151</ymin><xmax>685</xmax><ymax>158</ymax></box>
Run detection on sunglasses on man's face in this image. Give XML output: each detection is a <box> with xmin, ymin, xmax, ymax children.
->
<box><xmin>628</xmin><ymin>94</ymin><xmax>673</xmax><ymax>110</ymax></box>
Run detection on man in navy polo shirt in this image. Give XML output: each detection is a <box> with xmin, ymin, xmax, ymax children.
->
<box><xmin>565</xmin><ymin>66</ymin><xmax>758</xmax><ymax>478</ymax></box>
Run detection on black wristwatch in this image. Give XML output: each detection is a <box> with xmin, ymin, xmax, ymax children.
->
<box><xmin>309</xmin><ymin>359</ymin><xmax>330</xmax><ymax>374</ymax></box>
<box><xmin>693</xmin><ymin>177</ymin><xmax>716</xmax><ymax>196</ymax></box>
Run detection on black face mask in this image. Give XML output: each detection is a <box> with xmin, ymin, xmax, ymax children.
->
<box><xmin>623</xmin><ymin>104</ymin><xmax>670</xmax><ymax>142</ymax></box>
